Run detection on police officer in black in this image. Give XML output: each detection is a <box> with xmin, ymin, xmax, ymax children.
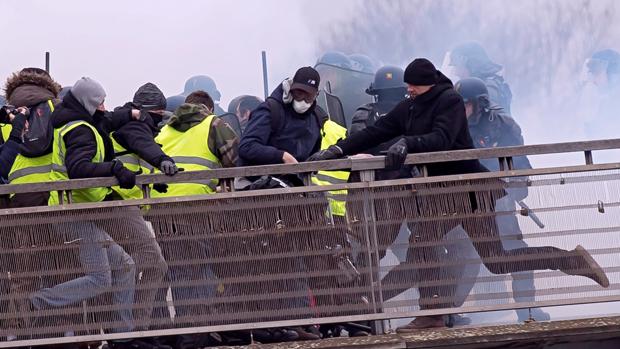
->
<box><xmin>350</xmin><ymin>65</ymin><xmax>408</xmax><ymax>180</ymax></box>
<box><xmin>455</xmin><ymin>77</ymin><xmax>550</xmax><ymax>322</ymax></box>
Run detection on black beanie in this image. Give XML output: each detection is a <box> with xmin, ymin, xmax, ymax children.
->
<box><xmin>404</xmin><ymin>58</ymin><xmax>437</xmax><ymax>85</ymax></box>
<box><xmin>133</xmin><ymin>82</ymin><xmax>167</xmax><ymax>110</ymax></box>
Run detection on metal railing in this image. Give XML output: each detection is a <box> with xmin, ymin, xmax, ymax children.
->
<box><xmin>1</xmin><ymin>139</ymin><xmax>620</xmax><ymax>347</ymax></box>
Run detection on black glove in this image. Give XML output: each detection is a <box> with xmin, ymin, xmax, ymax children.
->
<box><xmin>159</xmin><ymin>159</ymin><xmax>178</xmax><ymax>176</ymax></box>
<box><xmin>153</xmin><ymin>183</ymin><xmax>168</xmax><ymax>193</ymax></box>
<box><xmin>8</xmin><ymin>113</ymin><xmax>28</xmax><ymax>143</ymax></box>
<box><xmin>386</xmin><ymin>138</ymin><xmax>408</xmax><ymax>170</ymax></box>
<box><xmin>307</xmin><ymin>145</ymin><xmax>344</xmax><ymax>162</ymax></box>
<box><xmin>111</xmin><ymin>160</ymin><xmax>137</xmax><ymax>189</ymax></box>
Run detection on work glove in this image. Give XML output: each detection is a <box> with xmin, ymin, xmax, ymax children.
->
<box><xmin>8</xmin><ymin>113</ymin><xmax>28</xmax><ymax>143</ymax></box>
<box><xmin>111</xmin><ymin>160</ymin><xmax>137</xmax><ymax>189</ymax></box>
<box><xmin>159</xmin><ymin>159</ymin><xmax>178</xmax><ymax>176</ymax></box>
<box><xmin>307</xmin><ymin>145</ymin><xmax>344</xmax><ymax>162</ymax></box>
<box><xmin>386</xmin><ymin>138</ymin><xmax>408</xmax><ymax>170</ymax></box>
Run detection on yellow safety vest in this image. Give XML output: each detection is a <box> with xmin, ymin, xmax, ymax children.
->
<box><xmin>8</xmin><ymin>100</ymin><xmax>56</xmax><ymax>188</ymax></box>
<box><xmin>48</xmin><ymin>120</ymin><xmax>110</xmax><ymax>205</ymax></box>
<box><xmin>110</xmin><ymin>133</ymin><xmax>155</xmax><ymax>200</ymax></box>
<box><xmin>311</xmin><ymin>119</ymin><xmax>350</xmax><ymax>217</ymax></box>
<box><xmin>0</xmin><ymin>124</ymin><xmax>11</xmax><ymax>143</ymax></box>
<box><xmin>152</xmin><ymin>114</ymin><xmax>221</xmax><ymax>197</ymax></box>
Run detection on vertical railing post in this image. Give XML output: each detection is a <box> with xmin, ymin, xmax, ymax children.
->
<box><xmin>585</xmin><ymin>150</ymin><xmax>594</xmax><ymax>165</ymax></box>
<box><xmin>359</xmin><ymin>168</ymin><xmax>385</xmax><ymax>334</ymax></box>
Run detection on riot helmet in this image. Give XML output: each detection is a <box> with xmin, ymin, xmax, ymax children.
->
<box><xmin>455</xmin><ymin>77</ymin><xmax>491</xmax><ymax>117</ymax></box>
<box><xmin>349</xmin><ymin>54</ymin><xmax>376</xmax><ymax>74</ymax></box>
<box><xmin>166</xmin><ymin>95</ymin><xmax>185</xmax><ymax>113</ymax></box>
<box><xmin>366</xmin><ymin>65</ymin><xmax>406</xmax><ymax>95</ymax></box>
<box><xmin>316</xmin><ymin>51</ymin><xmax>353</xmax><ymax>70</ymax></box>
<box><xmin>448</xmin><ymin>42</ymin><xmax>502</xmax><ymax>79</ymax></box>
<box><xmin>183</xmin><ymin>75</ymin><xmax>222</xmax><ymax>102</ymax></box>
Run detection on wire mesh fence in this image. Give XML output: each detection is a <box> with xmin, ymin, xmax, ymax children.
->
<box><xmin>0</xmin><ymin>166</ymin><xmax>619</xmax><ymax>346</ymax></box>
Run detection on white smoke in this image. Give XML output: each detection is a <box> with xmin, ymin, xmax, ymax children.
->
<box><xmin>316</xmin><ymin>0</ymin><xmax>620</xmax><ymax>151</ymax></box>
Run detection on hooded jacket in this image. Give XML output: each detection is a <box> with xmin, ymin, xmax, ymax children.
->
<box><xmin>337</xmin><ymin>72</ymin><xmax>488</xmax><ymax>176</ymax></box>
<box><xmin>112</xmin><ymin>104</ymin><xmax>172</xmax><ymax>169</ymax></box>
<box><xmin>161</xmin><ymin>103</ymin><xmax>238</xmax><ymax>168</ymax></box>
<box><xmin>5</xmin><ymin>70</ymin><xmax>61</xmax><ymax>108</ymax></box>
<box><xmin>238</xmin><ymin>83</ymin><xmax>321</xmax><ymax>166</ymax></box>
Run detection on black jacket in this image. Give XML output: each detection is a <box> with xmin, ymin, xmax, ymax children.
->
<box><xmin>111</xmin><ymin>104</ymin><xmax>171</xmax><ymax>168</ymax></box>
<box><xmin>469</xmin><ymin>106</ymin><xmax>531</xmax><ymax>171</ymax></box>
<box><xmin>337</xmin><ymin>72</ymin><xmax>488</xmax><ymax>176</ymax></box>
<box><xmin>51</xmin><ymin>92</ymin><xmax>131</xmax><ymax>179</ymax></box>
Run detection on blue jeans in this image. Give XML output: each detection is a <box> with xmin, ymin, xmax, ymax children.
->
<box><xmin>30</xmin><ymin>221</ymin><xmax>136</xmax><ymax>333</ymax></box>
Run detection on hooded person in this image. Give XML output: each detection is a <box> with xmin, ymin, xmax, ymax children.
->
<box><xmin>99</xmin><ymin>82</ymin><xmax>175</xmax><ymax>336</ymax></box>
<box><xmin>309</xmin><ymin>58</ymin><xmax>609</xmax><ymax>331</ymax></box>
<box><xmin>237</xmin><ymin>67</ymin><xmax>335</xmax><ymax>341</ymax></box>
<box><xmin>24</xmin><ymin>77</ymin><xmax>141</xmax><ymax>346</ymax></box>
<box><xmin>148</xmin><ymin>90</ymin><xmax>238</xmax><ymax>348</ymax></box>
<box><xmin>239</xmin><ymin>67</ymin><xmax>323</xmax><ymax>171</ymax></box>
<box><xmin>110</xmin><ymin>82</ymin><xmax>178</xmax><ymax>190</ymax></box>
<box><xmin>3</xmin><ymin>67</ymin><xmax>62</xmax><ymax>207</ymax></box>
<box><xmin>448</xmin><ymin>42</ymin><xmax>513</xmax><ymax>113</ymax></box>
<box><xmin>47</xmin><ymin>77</ymin><xmax>173</xmax><ymax>349</ymax></box>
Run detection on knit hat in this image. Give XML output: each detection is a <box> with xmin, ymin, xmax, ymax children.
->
<box><xmin>133</xmin><ymin>82</ymin><xmax>166</xmax><ymax>110</ymax></box>
<box><xmin>404</xmin><ymin>58</ymin><xmax>437</xmax><ymax>85</ymax></box>
<box><xmin>71</xmin><ymin>77</ymin><xmax>106</xmax><ymax>116</ymax></box>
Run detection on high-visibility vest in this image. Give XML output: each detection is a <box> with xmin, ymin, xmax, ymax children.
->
<box><xmin>8</xmin><ymin>100</ymin><xmax>56</xmax><ymax>187</ymax></box>
<box><xmin>152</xmin><ymin>114</ymin><xmax>221</xmax><ymax>197</ymax></box>
<box><xmin>0</xmin><ymin>124</ymin><xmax>11</xmax><ymax>143</ymax></box>
<box><xmin>311</xmin><ymin>119</ymin><xmax>350</xmax><ymax>217</ymax></box>
<box><xmin>48</xmin><ymin>120</ymin><xmax>110</xmax><ymax>205</ymax></box>
<box><xmin>110</xmin><ymin>133</ymin><xmax>155</xmax><ymax>200</ymax></box>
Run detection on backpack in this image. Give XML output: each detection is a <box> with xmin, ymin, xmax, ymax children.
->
<box><xmin>265</xmin><ymin>97</ymin><xmax>328</xmax><ymax>134</ymax></box>
<box><xmin>486</xmin><ymin>75</ymin><xmax>513</xmax><ymax>113</ymax></box>
<box><xmin>19</xmin><ymin>99</ymin><xmax>57</xmax><ymax>157</ymax></box>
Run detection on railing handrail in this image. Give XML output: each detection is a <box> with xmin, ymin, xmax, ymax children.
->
<box><xmin>1</xmin><ymin>138</ymin><xmax>619</xmax><ymax>196</ymax></box>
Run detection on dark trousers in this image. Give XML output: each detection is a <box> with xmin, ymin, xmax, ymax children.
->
<box><xmin>404</xmin><ymin>181</ymin><xmax>586</xmax><ymax>310</ymax></box>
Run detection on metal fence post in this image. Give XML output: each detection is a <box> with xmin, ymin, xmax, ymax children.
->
<box><xmin>358</xmin><ymin>169</ymin><xmax>385</xmax><ymax>335</ymax></box>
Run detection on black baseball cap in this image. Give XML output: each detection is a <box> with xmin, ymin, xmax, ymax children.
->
<box><xmin>290</xmin><ymin>66</ymin><xmax>320</xmax><ymax>94</ymax></box>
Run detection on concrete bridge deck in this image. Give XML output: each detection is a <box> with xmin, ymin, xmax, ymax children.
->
<box><xmin>215</xmin><ymin>316</ymin><xmax>620</xmax><ymax>349</ymax></box>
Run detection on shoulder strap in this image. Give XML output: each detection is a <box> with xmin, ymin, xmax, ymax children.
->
<box><xmin>266</xmin><ymin>97</ymin><xmax>284</xmax><ymax>133</ymax></box>
<box><xmin>314</xmin><ymin>105</ymin><xmax>329</xmax><ymax>128</ymax></box>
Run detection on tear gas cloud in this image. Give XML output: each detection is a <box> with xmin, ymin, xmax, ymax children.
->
<box><xmin>315</xmin><ymin>0</ymin><xmax>620</xmax><ymax>152</ymax></box>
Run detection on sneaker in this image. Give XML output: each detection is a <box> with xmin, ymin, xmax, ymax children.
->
<box><xmin>396</xmin><ymin>316</ymin><xmax>446</xmax><ymax>333</ymax></box>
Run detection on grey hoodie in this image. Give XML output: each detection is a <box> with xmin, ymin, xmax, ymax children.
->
<box><xmin>70</xmin><ymin>77</ymin><xmax>106</xmax><ymax>116</ymax></box>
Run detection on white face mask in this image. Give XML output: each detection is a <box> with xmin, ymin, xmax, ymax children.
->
<box><xmin>293</xmin><ymin>100</ymin><xmax>312</xmax><ymax>114</ymax></box>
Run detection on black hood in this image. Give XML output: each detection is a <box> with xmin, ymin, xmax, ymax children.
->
<box><xmin>412</xmin><ymin>71</ymin><xmax>454</xmax><ymax>105</ymax></box>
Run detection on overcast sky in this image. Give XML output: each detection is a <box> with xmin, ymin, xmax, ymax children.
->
<box><xmin>0</xmin><ymin>0</ymin><xmax>356</xmax><ymax>108</ymax></box>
